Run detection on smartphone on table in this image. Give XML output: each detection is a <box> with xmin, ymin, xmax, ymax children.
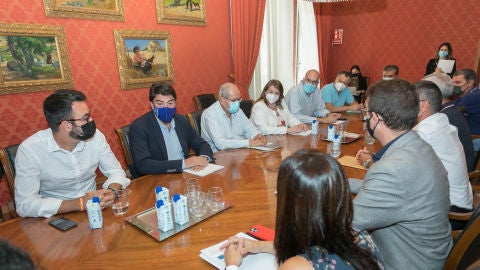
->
<box><xmin>48</xmin><ymin>217</ymin><xmax>77</xmax><ymax>231</ymax></box>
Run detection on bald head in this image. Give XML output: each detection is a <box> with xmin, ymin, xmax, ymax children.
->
<box><xmin>219</xmin><ymin>83</ymin><xmax>240</xmax><ymax>99</ymax></box>
<box><xmin>303</xmin><ymin>69</ymin><xmax>320</xmax><ymax>86</ymax></box>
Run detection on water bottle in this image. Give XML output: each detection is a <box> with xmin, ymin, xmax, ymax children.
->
<box><xmin>155</xmin><ymin>186</ymin><xmax>169</xmax><ymax>203</ymax></box>
<box><xmin>331</xmin><ymin>134</ymin><xmax>341</xmax><ymax>158</ymax></box>
<box><xmin>327</xmin><ymin>124</ymin><xmax>335</xmax><ymax>141</ymax></box>
<box><xmin>311</xmin><ymin>119</ymin><xmax>318</xmax><ymax>135</ymax></box>
<box><xmin>86</xmin><ymin>196</ymin><xmax>103</xmax><ymax>229</ymax></box>
<box><xmin>156</xmin><ymin>200</ymin><xmax>174</xmax><ymax>232</ymax></box>
<box><xmin>172</xmin><ymin>194</ymin><xmax>189</xmax><ymax>225</ymax></box>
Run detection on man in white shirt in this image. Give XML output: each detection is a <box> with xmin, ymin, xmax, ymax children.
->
<box><xmin>413</xmin><ymin>81</ymin><xmax>473</xmax><ymax>226</ymax></box>
<box><xmin>201</xmin><ymin>83</ymin><xmax>266</xmax><ymax>152</ymax></box>
<box><xmin>15</xmin><ymin>89</ymin><xmax>130</xmax><ymax>218</ymax></box>
<box><xmin>285</xmin><ymin>69</ymin><xmax>340</xmax><ymax>124</ymax></box>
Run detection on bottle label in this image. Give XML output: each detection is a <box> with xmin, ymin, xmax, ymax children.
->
<box><xmin>173</xmin><ymin>195</ymin><xmax>189</xmax><ymax>225</ymax></box>
<box><xmin>155</xmin><ymin>187</ymin><xmax>170</xmax><ymax>203</ymax></box>
<box><xmin>327</xmin><ymin>125</ymin><xmax>335</xmax><ymax>141</ymax></box>
<box><xmin>157</xmin><ymin>201</ymin><xmax>174</xmax><ymax>232</ymax></box>
<box><xmin>86</xmin><ymin>199</ymin><xmax>103</xmax><ymax>229</ymax></box>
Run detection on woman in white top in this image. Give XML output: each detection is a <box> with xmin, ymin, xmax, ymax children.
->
<box><xmin>250</xmin><ymin>80</ymin><xmax>308</xmax><ymax>135</ymax></box>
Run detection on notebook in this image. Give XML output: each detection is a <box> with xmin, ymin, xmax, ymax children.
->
<box><xmin>183</xmin><ymin>163</ymin><xmax>224</xmax><ymax>177</ymax></box>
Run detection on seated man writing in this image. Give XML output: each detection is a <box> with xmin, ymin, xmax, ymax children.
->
<box><xmin>321</xmin><ymin>70</ymin><xmax>362</xmax><ymax>112</ymax></box>
<box><xmin>201</xmin><ymin>83</ymin><xmax>266</xmax><ymax>152</ymax></box>
<box><xmin>129</xmin><ymin>83</ymin><xmax>213</xmax><ymax>177</ymax></box>
<box><xmin>15</xmin><ymin>89</ymin><xmax>130</xmax><ymax>218</ymax></box>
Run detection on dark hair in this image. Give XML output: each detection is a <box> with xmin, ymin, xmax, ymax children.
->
<box><xmin>436</xmin><ymin>42</ymin><xmax>454</xmax><ymax>59</ymax></box>
<box><xmin>383</xmin><ymin>65</ymin><xmax>399</xmax><ymax>75</ymax></box>
<box><xmin>274</xmin><ymin>149</ymin><xmax>380</xmax><ymax>269</ymax></box>
<box><xmin>43</xmin><ymin>89</ymin><xmax>86</xmax><ymax>132</ymax></box>
<box><xmin>337</xmin><ymin>70</ymin><xmax>352</xmax><ymax>78</ymax></box>
<box><xmin>149</xmin><ymin>83</ymin><xmax>177</xmax><ymax>102</ymax></box>
<box><xmin>255</xmin><ymin>79</ymin><xmax>285</xmax><ymax>109</ymax></box>
<box><xmin>0</xmin><ymin>241</ymin><xmax>35</xmax><ymax>270</ymax></box>
<box><xmin>350</xmin><ymin>65</ymin><xmax>362</xmax><ymax>75</ymax></box>
<box><xmin>133</xmin><ymin>46</ymin><xmax>140</xmax><ymax>52</ymax></box>
<box><xmin>414</xmin><ymin>80</ymin><xmax>442</xmax><ymax>113</ymax></box>
<box><xmin>366</xmin><ymin>79</ymin><xmax>418</xmax><ymax>131</ymax></box>
<box><xmin>453</xmin><ymin>69</ymin><xmax>477</xmax><ymax>83</ymax></box>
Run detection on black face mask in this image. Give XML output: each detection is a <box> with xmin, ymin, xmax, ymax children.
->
<box><xmin>70</xmin><ymin>120</ymin><xmax>96</xmax><ymax>141</ymax></box>
<box><xmin>452</xmin><ymin>86</ymin><xmax>463</xmax><ymax>96</ymax></box>
<box><xmin>366</xmin><ymin>114</ymin><xmax>380</xmax><ymax>138</ymax></box>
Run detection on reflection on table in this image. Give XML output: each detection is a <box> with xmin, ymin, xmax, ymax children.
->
<box><xmin>0</xmin><ymin>115</ymin><xmax>380</xmax><ymax>269</ymax></box>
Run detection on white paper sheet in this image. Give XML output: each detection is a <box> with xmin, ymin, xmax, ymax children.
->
<box><xmin>437</xmin><ymin>59</ymin><xmax>455</xmax><ymax>73</ymax></box>
<box><xmin>200</xmin><ymin>232</ymin><xmax>278</xmax><ymax>270</ymax></box>
<box><xmin>183</xmin><ymin>163</ymin><xmax>224</xmax><ymax>177</ymax></box>
<box><xmin>249</xmin><ymin>142</ymin><xmax>281</xmax><ymax>152</ymax></box>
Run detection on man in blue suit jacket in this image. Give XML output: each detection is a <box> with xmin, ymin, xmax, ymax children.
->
<box><xmin>129</xmin><ymin>83</ymin><xmax>213</xmax><ymax>178</ymax></box>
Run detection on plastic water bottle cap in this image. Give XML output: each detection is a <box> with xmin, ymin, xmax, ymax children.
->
<box><xmin>312</xmin><ymin>120</ymin><xmax>317</xmax><ymax>124</ymax></box>
<box><xmin>172</xmin><ymin>194</ymin><xmax>181</xmax><ymax>202</ymax></box>
<box><xmin>329</xmin><ymin>124</ymin><xmax>333</xmax><ymax>128</ymax></box>
<box><xmin>92</xmin><ymin>196</ymin><xmax>100</xmax><ymax>203</ymax></box>
<box><xmin>334</xmin><ymin>134</ymin><xmax>339</xmax><ymax>139</ymax></box>
<box><xmin>156</xmin><ymin>200</ymin><xmax>165</xmax><ymax>208</ymax></box>
<box><xmin>155</xmin><ymin>186</ymin><xmax>163</xmax><ymax>193</ymax></box>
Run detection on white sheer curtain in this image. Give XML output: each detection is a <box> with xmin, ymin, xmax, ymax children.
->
<box><xmin>247</xmin><ymin>1</ymin><xmax>318</xmax><ymax>99</ymax></box>
<box><xmin>247</xmin><ymin>0</ymin><xmax>294</xmax><ymax>100</ymax></box>
<box><xmin>296</xmin><ymin>1</ymin><xmax>319</xmax><ymax>84</ymax></box>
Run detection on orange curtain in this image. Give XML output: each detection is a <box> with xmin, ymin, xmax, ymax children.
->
<box><xmin>313</xmin><ymin>3</ymin><xmax>334</xmax><ymax>87</ymax></box>
<box><xmin>230</xmin><ymin>0</ymin><xmax>267</xmax><ymax>97</ymax></box>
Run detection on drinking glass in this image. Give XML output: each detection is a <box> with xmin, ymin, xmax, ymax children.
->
<box><xmin>206</xmin><ymin>187</ymin><xmax>225</xmax><ymax>212</ymax></box>
<box><xmin>364</xmin><ymin>130</ymin><xmax>376</xmax><ymax>145</ymax></box>
<box><xmin>327</xmin><ymin>142</ymin><xmax>341</xmax><ymax>159</ymax></box>
<box><xmin>188</xmin><ymin>191</ymin><xmax>207</xmax><ymax>218</ymax></box>
<box><xmin>112</xmin><ymin>189</ymin><xmax>130</xmax><ymax>216</ymax></box>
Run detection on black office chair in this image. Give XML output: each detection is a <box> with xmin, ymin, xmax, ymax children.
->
<box><xmin>187</xmin><ymin>110</ymin><xmax>203</xmax><ymax>136</ymax></box>
<box><xmin>0</xmin><ymin>144</ymin><xmax>20</xmax><ymax>220</ymax></box>
<box><xmin>115</xmin><ymin>125</ymin><xmax>133</xmax><ymax>179</ymax></box>
<box><xmin>240</xmin><ymin>99</ymin><xmax>254</xmax><ymax>118</ymax></box>
<box><xmin>193</xmin><ymin>94</ymin><xmax>217</xmax><ymax>110</ymax></box>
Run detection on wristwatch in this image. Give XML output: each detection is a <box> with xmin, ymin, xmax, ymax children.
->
<box><xmin>108</xmin><ymin>187</ymin><xmax>120</xmax><ymax>198</ymax></box>
<box><xmin>363</xmin><ymin>159</ymin><xmax>372</xmax><ymax>169</ymax></box>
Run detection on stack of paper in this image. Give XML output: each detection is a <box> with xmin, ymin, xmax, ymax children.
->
<box><xmin>249</xmin><ymin>142</ymin><xmax>282</xmax><ymax>152</ymax></box>
<box><xmin>183</xmin><ymin>163</ymin><xmax>224</xmax><ymax>177</ymax></box>
<box><xmin>199</xmin><ymin>232</ymin><xmax>278</xmax><ymax>270</ymax></box>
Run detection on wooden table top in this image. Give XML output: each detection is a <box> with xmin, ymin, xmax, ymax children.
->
<box><xmin>0</xmin><ymin>114</ymin><xmax>380</xmax><ymax>269</ymax></box>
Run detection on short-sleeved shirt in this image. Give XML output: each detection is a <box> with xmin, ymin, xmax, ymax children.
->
<box><xmin>321</xmin><ymin>83</ymin><xmax>355</xmax><ymax>107</ymax></box>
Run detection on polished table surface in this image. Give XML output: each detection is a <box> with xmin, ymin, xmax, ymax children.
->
<box><xmin>0</xmin><ymin>115</ymin><xmax>380</xmax><ymax>269</ymax></box>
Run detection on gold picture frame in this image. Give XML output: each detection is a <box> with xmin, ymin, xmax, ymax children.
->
<box><xmin>156</xmin><ymin>0</ymin><xmax>206</xmax><ymax>26</ymax></box>
<box><xmin>114</xmin><ymin>29</ymin><xmax>174</xmax><ymax>90</ymax></box>
<box><xmin>43</xmin><ymin>0</ymin><xmax>125</xmax><ymax>21</ymax></box>
<box><xmin>0</xmin><ymin>23</ymin><xmax>73</xmax><ymax>95</ymax></box>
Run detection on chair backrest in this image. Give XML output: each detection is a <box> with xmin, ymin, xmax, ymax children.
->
<box><xmin>115</xmin><ymin>125</ymin><xmax>133</xmax><ymax>168</ymax></box>
<box><xmin>194</xmin><ymin>94</ymin><xmax>217</xmax><ymax>110</ymax></box>
<box><xmin>187</xmin><ymin>110</ymin><xmax>203</xmax><ymax>136</ymax></box>
<box><xmin>0</xmin><ymin>144</ymin><xmax>19</xmax><ymax>198</ymax></box>
<box><xmin>240</xmin><ymin>99</ymin><xmax>254</xmax><ymax>118</ymax></box>
<box><xmin>444</xmin><ymin>216</ymin><xmax>480</xmax><ymax>270</ymax></box>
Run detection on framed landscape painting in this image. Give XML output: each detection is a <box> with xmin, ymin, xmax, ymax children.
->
<box><xmin>43</xmin><ymin>0</ymin><xmax>125</xmax><ymax>21</ymax></box>
<box><xmin>114</xmin><ymin>29</ymin><xmax>174</xmax><ymax>90</ymax></box>
<box><xmin>156</xmin><ymin>0</ymin><xmax>206</xmax><ymax>26</ymax></box>
<box><xmin>0</xmin><ymin>23</ymin><xmax>73</xmax><ymax>95</ymax></box>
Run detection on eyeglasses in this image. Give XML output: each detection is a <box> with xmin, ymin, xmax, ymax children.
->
<box><xmin>65</xmin><ymin>113</ymin><xmax>91</xmax><ymax>123</ymax></box>
<box><xmin>305</xmin><ymin>78</ymin><xmax>319</xmax><ymax>85</ymax></box>
<box><xmin>419</xmin><ymin>99</ymin><xmax>430</xmax><ymax>104</ymax></box>
<box><xmin>223</xmin><ymin>96</ymin><xmax>242</xmax><ymax>102</ymax></box>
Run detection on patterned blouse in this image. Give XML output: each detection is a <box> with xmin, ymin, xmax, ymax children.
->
<box><xmin>298</xmin><ymin>228</ymin><xmax>384</xmax><ymax>270</ymax></box>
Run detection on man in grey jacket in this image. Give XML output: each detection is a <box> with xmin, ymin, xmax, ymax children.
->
<box><xmin>352</xmin><ymin>79</ymin><xmax>452</xmax><ymax>269</ymax></box>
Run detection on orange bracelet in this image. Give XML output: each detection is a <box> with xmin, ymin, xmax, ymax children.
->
<box><xmin>79</xmin><ymin>197</ymin><xmax>84</xmax><ymax>212</ymax></box>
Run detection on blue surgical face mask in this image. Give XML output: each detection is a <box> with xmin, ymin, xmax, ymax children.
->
<box><xmin>228</xmin><ymin>100</ymin><xmax>240</xmax><ymax>114</ymax></box>
<box><xmin>153</xmin><ymin>106</ymin><xmax>176</xmax><ymax>123</ymax></box>
<box><xmin>303</xmin><ymin>83</ymin><xmax>316</xmax><ymax>94</ymax></box>
<box><xmin>438</xmin><ymin>50</ymin><xmax>448</xmax><ymax>58</ymax></box>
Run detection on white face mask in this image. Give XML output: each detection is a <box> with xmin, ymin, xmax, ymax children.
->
<box><xmin>265</xmin><ymin>93</ymin><xmax>279</xmax><ymax>104</ymax></box>
<box><xmin>334</xmin><ymin>82</ymin><xmax>346</xmax><ymax>92</ymax></box>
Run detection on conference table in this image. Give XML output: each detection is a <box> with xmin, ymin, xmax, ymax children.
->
<box><xmin>0</xmin><ymin>114</ymin><xmax>380</xmax><ymax>269</ymax></box>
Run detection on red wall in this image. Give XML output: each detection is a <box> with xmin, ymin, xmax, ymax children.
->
<box><xmin>329</xmin><ymin>0</ymin><xmax>480</xmax><ymax>84</ymax></box>
<box><xmin>0</xmin><ymin>1</ymin><xmax>232</xmax><ymax>203</ymax></box>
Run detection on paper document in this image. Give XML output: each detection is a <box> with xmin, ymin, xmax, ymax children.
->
<box><xmin>437</xmin><ymin>59</ymin><xmax>455</xmax><ymax>73</ymax></box>
<box><xmin>200</xmin><ymin>232</ymin><xmax>278</xmax><ymax>270</ymax></box>
<box><xmin>288</xmin><ymin>130</ymin><xmax>311</xmax><ymax>136</ymax></box>
<box><xmin>343</xmin><ymin>132</ymin><xmax>361</xmax><ymax>139</ymax></box>
<box><xmin>183</xmin><ymin>163</ymin><xmax>224</xmax><ymax>177</ymax></box>
<box><xmin>338</xmin><ymin>156</ymin><xmax>367</xmax><ymax>170</ymax></box>
<box><xmin>249</xmin><ymin>142</ymin><xmax>281</xmax><ymax>151</ymax></box>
